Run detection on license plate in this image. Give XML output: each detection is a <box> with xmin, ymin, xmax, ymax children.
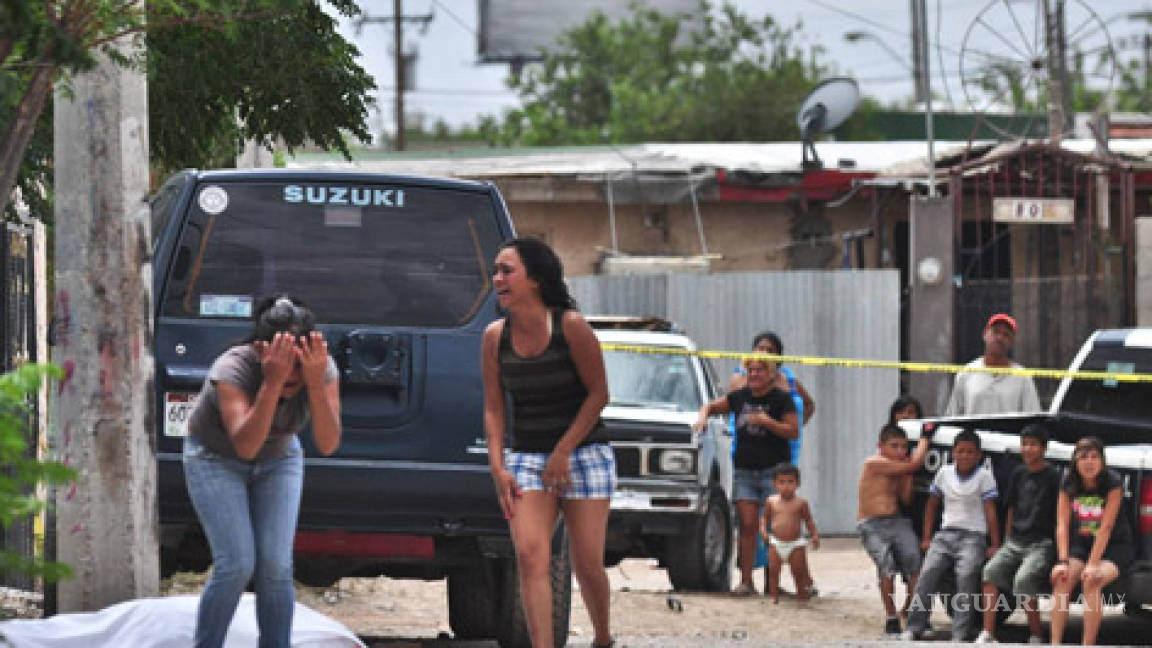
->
<box><xmin>165</xmin><ymin>392</ymin><xmax>198</xmax><ymax>437</ymax></box>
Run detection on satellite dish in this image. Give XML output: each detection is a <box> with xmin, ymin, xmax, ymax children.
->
<box><xmin>796</xmin><ymin>77</ymin><xmax>861</xmax><ymax>170</ymax></box>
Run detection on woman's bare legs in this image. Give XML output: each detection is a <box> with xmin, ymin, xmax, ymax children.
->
<box><xmin>735</xmin><ymin>500</ymin><xmax>760</xmax><ymax>592</ymax></box>
<box><xmin>1049</xmin><ymin>559</ymin><xmax>1085</xmax><ymax>645</ymax></box>
<box><xmin>562</xmin><ymin>498</ymin><xmax>613</xmax><ymax>646</ymax></box>
<box><xmin>1080</xmin><ymin>560</ymin><xmax>1120</xmax><ymax>646</ymax></box>
<box><xmin>507</xmin><ymin>491</ymin><xmax>561</xmax><ymax>648</ymax></box>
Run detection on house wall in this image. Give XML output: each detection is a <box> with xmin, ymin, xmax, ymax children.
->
<box><xmin>503</xmin><ymin>196</ymin><xmax>877</xmax><ymax>275</ymax></box>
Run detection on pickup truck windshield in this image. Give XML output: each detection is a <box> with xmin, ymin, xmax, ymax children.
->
<box><xmin>159</xmin><ymin>181</ymin><xmax>503</xmax><ymax>327</ymax></box>
<box><xmin>604</xmin><ymin>349</ymin><xmax>701</xmax><ymax>412</ymax></box>
<box><xmin>1060</xmin><ymin>345</ymin><xmax>1152</xmax><ymax>421</ymax></box>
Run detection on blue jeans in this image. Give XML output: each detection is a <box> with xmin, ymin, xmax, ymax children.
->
<box><xmin>732</xmin><ymin>467</ymin><xmax>776</xmax><ymax>502</ymax></box>
<box><xmin>907</xmin><ymin>528</ymin><xmax>987</xmax><ymax>641</ymax></box>
<box><xmin>183</xmin><ymin>434</ymin><xmax>304</xmax><ymax>648</ymax></box>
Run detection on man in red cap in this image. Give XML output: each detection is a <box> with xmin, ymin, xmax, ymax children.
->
<box><xmin>944</xmin><ymin>313</ymin><xmax>1041</xmax><ymax>416</ymax></box>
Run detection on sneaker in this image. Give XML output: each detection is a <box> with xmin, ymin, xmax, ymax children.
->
<box><xmin>1028</xmin><ymin>636</ymin><xmax>1044</xmax><ymax>644</ymax></box>
<box><xmin>899</xmin><ymin>629</ymin><xmax>917</xmax><ymax>641</ymax></box>
<box><xmin>884</xmin><ymin>616</ymin><xmax>902</xmax><ymax>637</ymax></box>
<box><xmin>920</xmin><ymin>622</ymin><xmax>936</xmax><ymax>640</ymax></box>
<box><xmin>974</xmin><ymin>630</ymin><xmax>997</xmax><ymax>643</ymax></box>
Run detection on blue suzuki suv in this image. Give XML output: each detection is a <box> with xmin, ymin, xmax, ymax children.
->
<box><xmin>151</xmin><ymin>169</ymin><xmax>569</xmax><ymax>647</ymax></box>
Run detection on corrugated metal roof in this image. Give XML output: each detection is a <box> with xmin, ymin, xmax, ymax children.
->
<box><xmin>287</xmin><ymin>139</ymin><xmax>1152</xmax><ymax>180</ymax></box>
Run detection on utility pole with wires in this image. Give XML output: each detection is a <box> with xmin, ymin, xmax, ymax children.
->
<box><xmin>1044</xmin><ymin>0</ymin><xmax>1072</xmax><ymax>142</ymax></box>
<box><xmin>355</xmin><ymin>0</ymin><xmax>433</xmax><ymax>151</ymax></box>
<box><xmin>909</xmin><ymin>0</ymin><xmax>929</xmax><ymax>104</ymax></box>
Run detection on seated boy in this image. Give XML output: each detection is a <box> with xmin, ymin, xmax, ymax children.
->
<box><xmin>975</xmin><ymin>423</ymin><xmax>1059</xmax><ymax>644</ymax></box>
<box><xmin>760</xmin><ymin>464</ymin><xmax>820</xmax><ymax>603</ymax></box>
<box><xmin>903</xmin><ymin>429</ymin><xmax>1000</xmax><ymax>642</ymax></box>
<box><xmin>857</xmin><ymin>422</ymin><xmax>934</xmax><ymax>637</ymax></box>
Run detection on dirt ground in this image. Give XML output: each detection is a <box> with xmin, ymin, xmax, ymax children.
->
<box><xmin>163</xmin><ymin>538</ymin><xmax>887</xmax><ymax>642</ymax></box>
<box><xmin>283</xmin><ymin>538</ymin><xmax>894</xmax><ymax>642</ymax></box>
<box><xmin>163</xmin><ymin>537</ymin><xmax>1151</xmax><ymax>645</ymax></box>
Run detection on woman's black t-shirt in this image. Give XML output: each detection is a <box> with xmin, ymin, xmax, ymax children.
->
<box><xmin>1062</xmin><ymin>467</ymin><xmax>1134</xmax><ymax>562</ymax></box>
<box><xmin>727</xmin><ymin>387</ymin><xmax>796</xmax><ymax>470</ymax></box>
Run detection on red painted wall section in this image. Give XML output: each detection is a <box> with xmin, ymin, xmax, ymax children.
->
<box><xmin>715</xmin><ymin>168</ymin><xmax>878</xmax><ymax>202</ymax></box>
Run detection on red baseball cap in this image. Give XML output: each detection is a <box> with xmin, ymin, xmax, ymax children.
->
<box><xmin>986</xmin><ymin>313</ymin><xmax>1017</xmax><ymax>332</ymax></box>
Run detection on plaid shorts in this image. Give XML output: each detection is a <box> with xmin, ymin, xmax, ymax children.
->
<box><xmin>505</xmin><ymin>443</ymin><xmax>617</xmax><ymax>499</ymax></box>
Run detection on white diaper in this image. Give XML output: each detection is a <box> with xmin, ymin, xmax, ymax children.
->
<box><xmin>770</xmin><ymin>535</ymin><xmax>808</xmax><ymax>562</ymax></box>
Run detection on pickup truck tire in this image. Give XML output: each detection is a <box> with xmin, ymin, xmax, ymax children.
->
<box><xmin>496</xmin><ymin>522</ymin><xmax>572</xmax><ymax>648</ymax></box>
<box><xmin>447</xmin><ymin>559</ymin><xmax>499</xmax><ymax>639</ymax></box>
<box><xmin>666</xmin><ymin>486</ymin><xmax>733</xmax><ymax>592</ymax></box>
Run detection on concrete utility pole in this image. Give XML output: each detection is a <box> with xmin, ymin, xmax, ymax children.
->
<box><xmin>1045</xmin><ymin>0</ymin><xmax>1070</xmax><ymax>142</ymax></box>
<box><xmin>912</xmin><ymin>0</ymin><xmax>936</xmax><ymax>196</ymax></box>
<box><xmin>909</xmin><ymin>0</ymin><xmax>929</xmax><ymax>104</ymax></box>
<box><xmin>394</xmin><ymin>0</ymin><xmax>405</xmax><ymax>151</ymax></box>
<box><xmin>52</xmin><ymin>28</ymin><xmax>158</xmax><ymax>611</ymax></box>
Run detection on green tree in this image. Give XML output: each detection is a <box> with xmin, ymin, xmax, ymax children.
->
<box><xmin>147</xmin><ymin>0</ymin><xmax>375</xmax><ymax>175</ymax></box>
<box><xmin>0</xmin><ymin>364</ymin><xmax>74</xmax><ymax>583</ymax></box>
<box><xmin>488</xmin><ymin>3</ymin><xmax>874</xmax><ymax>146</ymax></box>
<box><xmin>0</xmin><ymin>0</ymin><xmax>376</xmax><ymax>219</ymax></box>
<box><xmin>1107</xmin><ymin>47</ymin><xmax>1151</xmax><ymax>113</ymax></box>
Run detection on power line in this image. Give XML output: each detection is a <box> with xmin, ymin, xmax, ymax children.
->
<box><xmin>935</xmin><ymin>0</ymin><xmax>956</xmax><ymax>106</ymax></box>
<box><xmin>378</xmin><ymin>86</ymin><xmax>515</xmax><ymax>96</ymax></box>
<box><xmin>430</xmin><ymin>0</ymin><xmax>478</xmax><ymax>37</ymax></box>
<box><xmin>803</xmin><ymin>0</ymin><xmax>967</xmax><ymax>59</ymax></box>
<box><xmin>803</xmin><ymin>0</ymin><xmax>907</xmax><ymax>40</ymax></box>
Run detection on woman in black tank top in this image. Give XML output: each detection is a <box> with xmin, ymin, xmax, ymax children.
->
<box><xmin>482</xmin><ymin>238</ymin><xmax>615</xmax><ymax>648</ymax></box>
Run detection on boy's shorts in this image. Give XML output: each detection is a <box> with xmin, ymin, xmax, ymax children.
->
<box><xmin>733</xmin><ymin>467</ymin><xmax>776</xmax><ymax>502</ymax></box>
<box><xmin>505</xmin><ymin>443</ymin><xmax>617</xmax><ymax>499</ymax></box>
<box><xmin>858</xmin><ymin>515</ymin><xmax>922</xmax><ymax>580</ymax></box>
<box><xmin>982</xmin><ymin>538</ymin><xmax>1055</xmax><ymax>597</ymax></box>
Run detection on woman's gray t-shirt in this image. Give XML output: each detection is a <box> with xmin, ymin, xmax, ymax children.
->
<box><xmin>187</xmin><ymin>345</ymin><xmax>338</xmax><ymax>461</ymax></box>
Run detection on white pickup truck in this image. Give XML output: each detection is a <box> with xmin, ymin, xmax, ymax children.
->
<box><xmin>589</xmin><ymin>317</ymin><xmax>735</xmax><ymax>593</ymax></box>
<box><xmin>902</xmin><ymin>328</ymin><xmax>1152</xmax><ymax>613</ymax></box>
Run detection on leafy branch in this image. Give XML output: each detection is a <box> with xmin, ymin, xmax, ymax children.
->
<box><xmin>0</xmin><ymin>363</ymin><xmax>74</xmax><ymax>583</ymax></box>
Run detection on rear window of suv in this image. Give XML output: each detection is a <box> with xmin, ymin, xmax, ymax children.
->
<box><xmin>159</xmin><ymin>180</ymin><xmax>505</xmax><ymax>327</ymax></box>
<box><xmin>1061</xmin><ymin>345</ymin><xmax>1152</xmax><ymax>422</ymax></box>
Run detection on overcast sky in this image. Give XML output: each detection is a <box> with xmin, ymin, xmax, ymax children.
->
<box><xmin>339</xmin><ymin>0</ymin><xmax>1152</xmax><ymax>136</ymax></box>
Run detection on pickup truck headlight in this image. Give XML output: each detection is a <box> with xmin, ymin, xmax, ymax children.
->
<box><xmin>654</xmin><ymin>449</ymin><xmax>696</xmax><ymax>475</ymax></box>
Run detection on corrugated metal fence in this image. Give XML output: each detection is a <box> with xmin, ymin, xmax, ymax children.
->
<box><xmin>569</xmin><ymin>271</ymin><xmax>900</xmax><ymax>535</ymax></box>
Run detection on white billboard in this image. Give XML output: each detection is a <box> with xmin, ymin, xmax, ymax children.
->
<box><xmin>478</xmin><ymin>0</ymin><xmax>704</xmax><ymax>63</ymax></box>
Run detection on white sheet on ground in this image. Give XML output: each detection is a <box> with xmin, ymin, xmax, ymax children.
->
<box><xmin>0</xmin><ymin>594</ymin><xmax>366</xmax><ymax>647</ymax></box>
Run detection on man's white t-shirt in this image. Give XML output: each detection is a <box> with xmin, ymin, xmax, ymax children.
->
<box><xmin>930</xmin><ymin>463</ymin><xmax>998</xmax><ymax>534</ymax></box>
<box><xmin>944</xmin><ymin>358</ymin><xmax>1042</xmax><ymax>416</ymax></box>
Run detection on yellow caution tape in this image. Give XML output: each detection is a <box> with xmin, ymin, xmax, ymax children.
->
<box><xmin>598</xmin><ymin>344</ymin><xmax>1152</xmax><ymax>383</ymax></box>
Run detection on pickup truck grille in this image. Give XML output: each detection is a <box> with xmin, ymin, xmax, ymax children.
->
<box><xmin>613</xmin><ymin>447</ymin><xmax>642</xmax><ymax>478</ymax></box>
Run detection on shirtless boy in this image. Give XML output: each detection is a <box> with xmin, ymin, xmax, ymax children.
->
<box><xmin>760</xmin><ymin>464</ymin><xmax>820</xmax><ymax>603</ymax></box>
<box><xmin>857</xmin><ymin>422</ymin><xmax>934</xmax><ymax>637</ymax></box>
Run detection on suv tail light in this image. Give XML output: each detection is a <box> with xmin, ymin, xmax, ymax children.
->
<box><xmin>1139</xmin><ymin>478</ymin><xmax>1152</xmax><ymax>536</ymax></box>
